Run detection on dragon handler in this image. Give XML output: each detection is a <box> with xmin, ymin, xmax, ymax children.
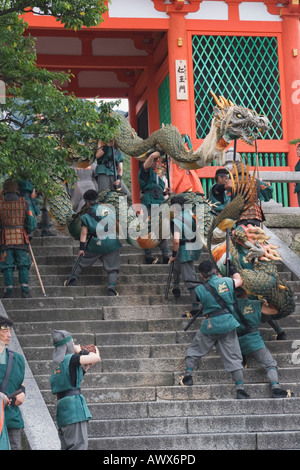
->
<box><xmin>180</xmin><ymin>260</ymin><xmax>251</xmax><ymax>399</ymax></box>
<box><xmin>50</xmin><ymin>330</ymin><xmax>100</xmax><ymax>450</ymax></box>
<box><xmin>0</xmin><ymin>316</ymin><xmax>26</xmax><ymax>450</ymax></box>
<box><xmin>0</xmin><ymin>178</ymin><xmax>37</xmax><ymax>299</ymax></box>
<box><xmin>234</xmin><ymin>287</ymin><xmax>294</xmax><ymax>398</ymax></box>
<box><xmin>65</xmin><ymin>190</ymin><xmax>122</xmax><ymax>296</ymax></box>
<box><xmin>169</xmin><ymin>195</ymin><xmax>202</xmax><ymax>317</ymax></box>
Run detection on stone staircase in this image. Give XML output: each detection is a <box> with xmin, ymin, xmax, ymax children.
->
<box><xmin>1</xmin><ymin>232</ymin><xmax>300</xmax><ymax>450</ymax></box>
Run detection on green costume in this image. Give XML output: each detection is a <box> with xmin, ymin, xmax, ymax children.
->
<box><xmin>0</xmin><ymin>180</ymin><xmax>37</xmax><ymax>297</ymax></box>
<box><xmin>138</xmin><ymin>164</ymin><xmax>169</xmax><ymax>263</ymax></box>
<box><xmin>67</xmin><ymin>198</ymin><xmax>121</xmax><ymax>294</ymax></box>
<box><xmin>80</xmin><ymin>204</ymin><xmax>121</xmax><ymax>255</ymax></box>
<box><xmin>208</xmin><ymin>183</ymin><xmax>231</xmax><ymax>213</ymax></box>
<box><xmin>138</xmin><ymin>166</ymin><xmax>165</xmax><ymax>207</ymax></box>
<box><xmin>95</xmin><ymin>146</ymin><xmax>123</xmax><ymax>178</ymax></box>
<box><xmin>18</xmin><ymin>179</ymin><xmax>41</xmax><ymax>218</ymax></box>
<box><xmin>50</xmin><ymin>354</ymin><xmax>92</xmax><ymax>429</ymax></box>
<box><xmin>181</xmin><ymin>263</ymin><xmax>249</xmax><ymax>398</ymax></box>
<box><xmin>0</xmin><ymin>394</ymin><xmax>9</xmax><ymax>450</ymax></box>
<box><xmin>195</xmin><ymin>275</ymin><xmax>239</xmax><ymax>335</ymax></box>
<box><xmin>50</xmin><ymin>329</ymin><xmax>96</xmax><ymax>450</ymax></box>
<box><xmin>171</xmin><ymin>207</ymin><xmax>202</xmax><ymax>312</ymax></box>
<box><xmin>232</xmin><ymin>295</ymin><xmax>294</xmax><ymax>398</ymax></box>
<box><xmin>95</xmin><ymin>147</ymin><xmax>130</xmax><ymax>195</ymax></box>
<box><xmin>232</xmin><ymin>297</ymin><xmax>265</xmax><ymax>355</ymax></box>
<box><xmin>172</xmin><ymin>210</ymin><xmax>202</xmax><ymax>263</ymax></box>
<box><xmin>0</xmin><ymin>349</ymin><xmax>25</xmax><ymax>431</ymax></box>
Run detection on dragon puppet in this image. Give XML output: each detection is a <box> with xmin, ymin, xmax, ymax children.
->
<box><xmin>46</xmin><ymin>91</ymin><xmax>294</xmax><ymax>320</ymax></box>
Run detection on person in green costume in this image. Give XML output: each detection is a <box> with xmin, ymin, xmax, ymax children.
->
<box><xmin>18</xmin><ymin>179</ymin><xmax>56</xmax><ymax>238</ymax></box>
<box><xmin>208</xmin><ymin>168</ymin><xmax>231</xmax><ymax>214</ymax></box>
<box><xmin>234</xmin><ymin>287</ymin><xmax>294</xmax><ymax>398</ymax></box>
<box><xmin>0</xmin><ymin>316</ymin><xmax>26</xmax><ymax>450</ymax></box>
<box><xmin>169</xmin><ymin>195</ymin><xmax>202</xmax><ymax>317</ymax></box>
<box><xmin>65</xmin><ymin>189</ymin><xmax>122</xmax><ymax>296</ymax></box>
<box><xmin>50</xmin><ymin>329</ymin><xmax>100</xmax><ymax>450</ymax></box>
<box><xmin>294</xmin><ymin>143</ymin><xmax>300</xmax><ymax>206</ymax></box>
<box><xmin>138</xmin><ymin>149</ymin><xmax>170</xmax><ymax>264</ymax></box>
<box><xmin>179</xmin><ymin>259</ymin><xmax>251</xmax><ymax>399</ymax></box>
<box><xmin>0</xmin><ymin>178</ymin><xmax>37</xmax><ymax>298</ymax></box>
<box><xmin>95</xmin><ymin>141</ymin><xmax>130</xmax><ymax>196</ymax></box>
<box><xmin>18</xmin><ymin>179</ymin><xmax>41</xmax><ymax>219</ymax></box>
<box><xmin>0</xmin><ymin>392</ymin><xmax>10</xmax><ymax>450</ymax></box>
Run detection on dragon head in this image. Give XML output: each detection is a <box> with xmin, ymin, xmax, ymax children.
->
<box><xmin>211</xmin><ymin>91</ymin><xmax>270</xmax><ymax>146</ymax></box>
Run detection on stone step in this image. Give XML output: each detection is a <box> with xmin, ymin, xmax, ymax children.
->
<box><xmin>4</xmin><ymin>227</ymin><xmax>300</xmax><ymax>450</ymax></box>
<box><xmin>87</xmin><ymin>430</ymin><xmax>300</xmax><ymax>450</ymax></box>
<box><xmin>72</xmin><ymin>397</ymin><xmax>300</xmax><ymax>419</ymax></box>
<box><xmin>31</xmin><ymin>237</ymin><xmax>143</xmax><ymax>252</ymax></box>
<box><xmin>0</xmin><ymin>284</ymin><xmax>181</xmax><ymax>298</ymax></box>
<box><xmin>1</xmin><ymin>269</ymin><xmax>294</xmax><ymax>288</ymax></box>
<box><xmin>20</xmin><ymin>338</ymin><xmax>300</xmax><ymax>360</ymax></box>
<box><xmin>11</xmin><ymin>319</ymin><xmax>300</xmax><ymax>347</ymax></box>
<box><xmin>26</xmin><ymin>351</ymin><xmax>298</xmax><ymax>376</ymax></box>
<box><xmin>32</xmin><ymin>252</ymin><xmax>161</xmax><ymax>265</ymax></box>
<box><xmin>32</xmin><ymin>364</ymin><xmax>300</xmax><ymax>390</ymax></box>
<box><xmin>89</xmin><ymin>412</ymin><xmax>300</xmax><ymax>437</ymax></box>
<box><xmin>2</xmin><ymin>294</ymin><xmax>187</xmax><ymax>310</ymax></box>
<box><xmin>2</xmin><ymin>273</ymin><xmax>174</xmax><ymax>287</ymax></box>
<box><xmin>39</xmin><ymin>379</ymin><xmax>299</xmax><ymax>405</ymax></box>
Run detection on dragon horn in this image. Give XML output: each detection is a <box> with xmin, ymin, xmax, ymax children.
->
<box><xmin>241</xmin><ymin>162</ymin><xmax>250</xmax><ymax>194</ymax></box>
<box><xmin>231</xmin><ymin>163</ymin><xmax>240</xmax><ymax>194</ymax></box>
<box><xmin>228</xmin><ymin>167</ymin><xmax>236</xmax><ymax>195</ymax></box>
<box><xmin>243</xmin><ymin>168</ymin><xmax>258</xmax><ymax>210</ymax></box>
<box><xmin>210</xmin><ymin>90</ymin><xmax>235</xmax><ymax>109</ymax></box>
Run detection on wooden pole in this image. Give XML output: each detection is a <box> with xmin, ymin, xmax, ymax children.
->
<box><xmin>29</xmin><ymin>243</ymin><xmax>46</xmax><ymax>297</ymax></box>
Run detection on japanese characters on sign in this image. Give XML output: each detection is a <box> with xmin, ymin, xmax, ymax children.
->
<box><xmin>175</xmin><ymin>60</ymin><xmax>188</xmax><ymax>100</ymax></box>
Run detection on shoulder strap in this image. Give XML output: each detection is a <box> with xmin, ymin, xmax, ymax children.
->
<box><xmin>203</xmin><ymin>281</ymin><xmax>231</xmax><ymax>312</ymax></box>
<box><xmin>204</xmin><ymin>281</ymin><xmax>252</xmax><ymax>330</ymax></box>
<box><xmin>87</xmin><ymin>208</ymin><xmax>101</xmax><ymax>222</ymax></box>
<box><xmin>0</xmin><ymin>349</ymin><xmax>15</xmax><ymax>393</ymax></box>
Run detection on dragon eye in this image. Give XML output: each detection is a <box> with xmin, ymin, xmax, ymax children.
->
<box><xmin>236</xmin><ymin>113</ymin><xmax>242</xmax><ymax>118</ymax></box>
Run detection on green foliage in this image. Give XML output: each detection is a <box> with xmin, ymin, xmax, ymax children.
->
<box><xmin>0</xmin><ymin>0</ymin><xmax>108</xmax><ymax>30</ymax></box>
<box><xmin>0</xmin><ymin>1</ymin><xmax>122</xmax><ymax>198</ymax></box>
<box><xmin>290</xmin><ymin>139</ymin><xmax>300</xmax><ymax>145</ymax></box>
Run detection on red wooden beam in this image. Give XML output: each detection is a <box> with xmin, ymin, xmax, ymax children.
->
<box><xmin>36</xmin><ymin>54</ymin><xmax>149</xmax><ymax>69</ymax></box>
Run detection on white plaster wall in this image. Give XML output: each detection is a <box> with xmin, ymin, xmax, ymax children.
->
<box><xmin>239</xmin><ymin>2</ymin><xmax>282</xmax><ymax>21</ymax></box>
<box><xmin>186</xmin><ymin>1</ymin><xmax>228</xmax><ymax>20</ymax></box>
<box><xmin>108</xmin><ymin>0</ymin><xmax>168</xmax><ymax>18</ymax></box>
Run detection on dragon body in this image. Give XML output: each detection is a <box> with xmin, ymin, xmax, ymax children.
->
<box><xmin>112</xmin><ymin>92</ymin><xmax>270</xmax><ymax>171</ymax></box>
<box><xmin>45</xmin><ymin>93</ymin><xmax>294</xmax><ymax>319</ymax></box>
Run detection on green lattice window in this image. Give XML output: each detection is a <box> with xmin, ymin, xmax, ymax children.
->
<box><xmin>158</xmin><ymin>74</ymin><xmax>171</xmax><ymax>126</ymax></box>
<box><xmin>192</xmin><ymin>35</ymin><xmax>282</xmax><ymax>140</ymax></box>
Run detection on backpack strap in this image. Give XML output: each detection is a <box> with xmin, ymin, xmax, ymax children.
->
<box><xmin>0</xmin><ymin>349</ymin><xmax>15</xmax><ymax>393</ymax></box>
<box><xmin>203</xmin><ymin>281</ymin><xmax>254</xmax><ymax>333</ymax></box>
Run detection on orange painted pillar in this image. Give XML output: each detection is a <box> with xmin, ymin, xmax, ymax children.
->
<box><xmin>280</xmin><ymin>5</ymin><xmax>300</xmax><ymax>206</ymax></box>
<box><xmin>128</xmin><ymin>89</ymin><xmax>140</xmax><ymax>204</ymax></box>
<box><xmin>167</xmin><ymin>11</ymin><xmax>192</xmax><ymax>134</ymax></box>
<box><xmin>167</xmin><ymin>10</ymin><xmax>203</xmax><ymax>194</ymax></box>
